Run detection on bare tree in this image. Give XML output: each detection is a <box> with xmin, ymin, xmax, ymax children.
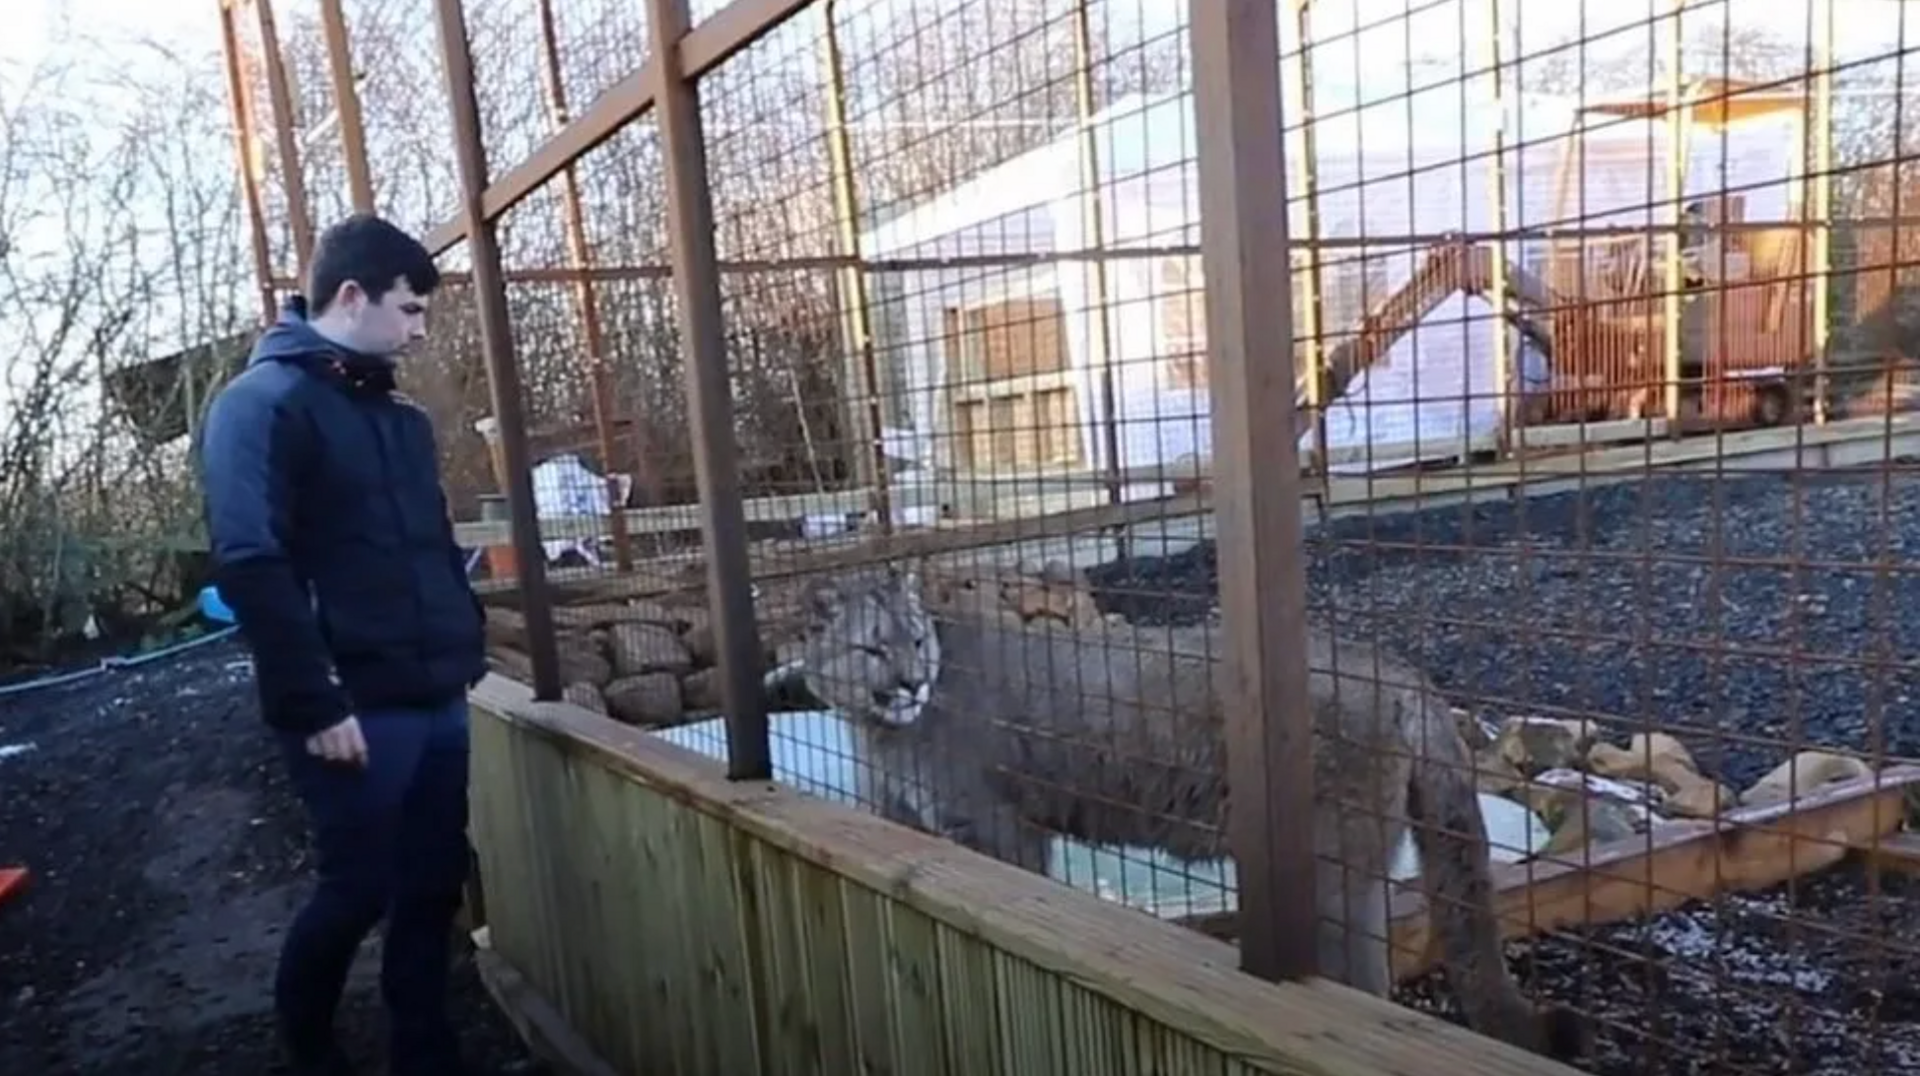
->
<box><xmin>0</xmin><ymin>1</ymin><xmax>1191</xmax><ymax>663</ymax></box>
<box><xmin>232</xmin><ymin>0</ymin><xmax>1185</xmax><ymax>511</ymax></box>
<box><xmin>0</xmin><ymin>31</ymin><xmax>253</xmax><ymax>664</ymax></box>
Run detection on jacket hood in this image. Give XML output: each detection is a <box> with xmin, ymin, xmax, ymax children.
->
<box><xmin>248</xmin><ymin>296</ymin><xmax>394</xmax><ymax>371</ymax></box>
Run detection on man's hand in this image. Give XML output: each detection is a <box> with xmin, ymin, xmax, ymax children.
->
<box><xmin>305</xmin><ymin>715</ymin><xmax>368</xmax><ymax>768</ymax></box>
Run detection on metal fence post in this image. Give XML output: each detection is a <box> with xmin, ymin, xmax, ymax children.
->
<box><xmin>431</xmin><ymin>0</ymin><xmax>564</xmax><ymax>701</ymax></box>
<box><xmin>646</xmin><ymin>0</ymin><xmax>773</xmax><ymax>782</ymax></box>
<box><xmin>1189</xmin><ymin>0</ymin><xmax>1321</xmax><ymax>982</ymax></box>
<box><xmin>318</xmin><ymin>0</ymin><xmax>377</xmax><ymax>214</ymax></box>
<box><xmin>216</xmin><ymin>0</ymin><xmax>278</xmax><ymax>325</ymax></box>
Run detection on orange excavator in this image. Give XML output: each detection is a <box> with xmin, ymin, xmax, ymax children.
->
<box><xmin>1294</xmin><ymin>229</ymin><xmax>1821</xmax><ymax>437</ymax></box>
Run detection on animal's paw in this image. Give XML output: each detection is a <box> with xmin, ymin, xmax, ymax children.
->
<box><xmin>1539</xmin><ymin>1003</ymin><xmax>1594</xmax><ymax>1064</ymax></box>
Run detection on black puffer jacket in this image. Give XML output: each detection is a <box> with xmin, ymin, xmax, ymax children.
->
<box><xmin>199</xmin><ymin>298</ymin><xmax>486</xmax><ymax>735</ymax></box>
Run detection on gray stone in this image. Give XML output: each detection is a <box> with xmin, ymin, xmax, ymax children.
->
<box><xmin>608</xmin><ymin>622</ymin><xmax>694</xmax><ymax>678</ymax></box>
<box><xmin>604</xmin><ymin>673</ymin><xmax>683</xmax><ymax>726</ymax></box>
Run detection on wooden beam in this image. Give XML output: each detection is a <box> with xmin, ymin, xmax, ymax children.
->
<box><xmin>1170</xmin><ymin>765</ymin><xmax>1920</xmax><ymax>980</ymax></box>
<box><xmin>433</xmin><ymin>0</ymin><xmax>563</xmax><ymax>699</ymax></box>
<box><xmin>1863</xmin><ymin>831</ymin><xmax>1920</xmax><ymax>877</ymax></box>
<box><xmin>217</xmin><ymin>0</ymin><xmax>278</xmax><ymax>324</ymax></box>
<box><xmin>647</xmin><ymin>0</ymin><xmax>772</xmax><ymax>783</ymax></box>
<box><xmin>1190</xmin><ymin>0</ymin><xmax>1319</xmax><ymax>982</ymax></box>
<box><xmin>318</xmin><ymin>0</ymin><xmax>375</xmax><ymax>213</ymax></box>
<box><xmin>534</xmin><ymin>0</ymin><xmax>635</xmax><ymax>572</ymax></box>
<box><xmin>1660</xmin><ymin>0</ymin><xmax>1687</xmax><ymax>426</ymax></box>
<box><xmin>420</xmin><ymin>0</ymin><xmax>816</xmax><ymax>256</ymax></box>
<box><xmin>1388</xmin><ymin>764</ymin><xmax>1920</xmax><ymax>978</ymax></box>
<box><xmin>252</xmin><ymin>0</ymin><xmax>316</xmax><ymax>279</ymax></box>
<box><xmin>471</xmin><ymin>928</ymin><xmax>624</xmax><ymax>1076</ymax></box>
<box><xmin>457</xmin><ymin>415</ymin><xmax>1920</xmax><ymax>608</ymax></box>
<box><xmin>819</xmin><ymin>0</ymin><xmax>891</xmax><ymax>519</ymax></box>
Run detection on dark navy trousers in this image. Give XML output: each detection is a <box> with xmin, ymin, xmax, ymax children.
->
<box><xmin>274</xmin><ymin>695</ymin><xmax>472</xmax><ymax>1073</ymax></box>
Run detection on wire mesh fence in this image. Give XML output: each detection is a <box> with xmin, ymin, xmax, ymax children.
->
<box><xmin>209</xmin><ymin>0</ymin><xmax>1920</xmax><ymax>1070</ymax></box>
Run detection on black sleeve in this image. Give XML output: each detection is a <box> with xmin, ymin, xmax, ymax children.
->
<box><xmin>417</xmin><ymin>411</ymin><xmax>488</xmax><ymax>684</ymax></box>
<box><xmin>446</xmin><ymin>511</ymin><xmax>487</xmax><ymax>620</ymax></box>
<box><xmin>448</xmin><ymin>517</ymin><xmax>489</xmax><ymax>690</ymax></box>
<box><xmin>417</xmin><ymin>412</ymin><xmax>485</xmax><ymax>629</ymax></box>
<box><xmin>200</xmin><ymin>383</ymin><xmax>353</xmax><ymax>735</ymax></box>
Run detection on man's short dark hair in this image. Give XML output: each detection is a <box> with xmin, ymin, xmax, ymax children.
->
<box><xmin>305</xmin><ymin>213</ymin><xmax>442</xmax><ymax>315</ymax></box>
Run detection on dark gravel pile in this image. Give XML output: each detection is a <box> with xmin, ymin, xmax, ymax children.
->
<box><xmin>1393</xmin><ymin>863</ymin><xmax>1920</xmax><ymax>1074</ymax></box>
<box><xmin>1509</xmin><ymin>864</ymin><xmax>1920</xmax><ymax>1075</ymax></box>
<box><xmin>0</xmin><ymin>635</ymin><xmax>545</xmax><ymax>1076</ymax></box>
<box><xmin>1085</xmin><ymin>469</ymin><xmax>1920</xmax><ymax>1074</ymax></box>
<box><xmin>1088</xmin><ymin>470</ymin><xmax>1920</xmax><ymax>788</ymax></box>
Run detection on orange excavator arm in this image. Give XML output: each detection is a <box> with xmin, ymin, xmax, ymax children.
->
<box><xmin>1297</xmin><ymin>237</ymin><xmax>1559</xmax><ymax>439</ymax></box>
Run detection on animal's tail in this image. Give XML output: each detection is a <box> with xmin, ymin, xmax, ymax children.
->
<box><xmin>1405</xmin><ymin>699</ymin><xmax>1590</xmax><ymax>1061</ymax></box>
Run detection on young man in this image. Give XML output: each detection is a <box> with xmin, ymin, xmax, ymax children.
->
<box><xmin>199</xmin><ymin>214</ymin><xmax>488</xmax><ymax>1076</ymax></box>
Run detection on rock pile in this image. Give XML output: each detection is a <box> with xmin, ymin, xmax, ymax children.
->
<box><xmin>920</xmin><ymin>557</ymin><xmax>1112</xmax><ymax>632</ymax></box>
<box><xmin>482</xmin><ymin>558</ymin><xmax>1117</xmax><ymax>728</ymax></box>
<box><xmin>483</xmin><ymin>597</ymin><xmax>734</xmax><ymax>728</ymax></box>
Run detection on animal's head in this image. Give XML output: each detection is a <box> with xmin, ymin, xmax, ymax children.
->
<box><xmin>767</xmin><ymin>565</ymin><xmax>941</xmax><ymax>730</ymax></box>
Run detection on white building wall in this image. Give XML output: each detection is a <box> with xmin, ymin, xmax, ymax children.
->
<box><xmin>860</xmin><ymin>86</ymin><xmax>1807</xmax><ymax>478</ymax></box>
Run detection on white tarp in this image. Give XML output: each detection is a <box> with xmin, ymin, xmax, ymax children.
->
<box><xmin>528</xmin><ymin>453</ymin><xmax>632</xmax><ymax>566</ymax></box>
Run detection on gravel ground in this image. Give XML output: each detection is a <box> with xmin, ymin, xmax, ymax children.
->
<box><xmin>1089</xmin><ymin>470</ymin><xmax>1920</xmax><ymax>787</ymax></box>
<box><xmin>1086</xmin><ymin>469</ymin><xmax>1920</xmax><ymax>1074</ymax></box>
<box><xmin>0</xmin><ymin>636</ymin><xmax>545</xmax><ymax>1076</ymax></box>
<box><xmin>1498</xmin><ymin>864</ymin><xmax>1920</xmax><ymax>1075</ymax></box>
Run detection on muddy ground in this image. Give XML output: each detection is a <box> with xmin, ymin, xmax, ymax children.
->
<box><xmin>0</xmin><ymin>636</ymin><xmax>544</xmax><ymax>1076</ymax></box>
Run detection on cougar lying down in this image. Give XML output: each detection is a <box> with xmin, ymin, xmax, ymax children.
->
<box><xmin>768</xmin><ymin>565</ymin><xmax>1585</xmax><ymax>1061</ymax></box>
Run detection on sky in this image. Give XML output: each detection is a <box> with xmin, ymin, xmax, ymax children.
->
<box><xmin>6</xmin><ymin>0</ymin><xmax>1911</xmax><ymax>73</ymax></box>
<box><xmin>3</xmin><ymin>0</ymin><xmax>214</xmax><ymax>77</ymax></box>
<box><xmin>0</xmin><ymin>0</ymin><xmax>1912</xmax><ymax>307</ymax></box>
<box><xmin>4</xmin><ymin>0</ymin><xmax>1911</xmax><ymax>121</ymax></box>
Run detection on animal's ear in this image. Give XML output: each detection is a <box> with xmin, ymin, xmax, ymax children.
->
<box><xmin>885</xmin><ymin>559</ymin><xmax>925</xmax><ymax>599</ymax></box>
<box><xmin>799</xmin><ymin>575</ymin><xmax>844</xmax><ymax>624</ymax></box>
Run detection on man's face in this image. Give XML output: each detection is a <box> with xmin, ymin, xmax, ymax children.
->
<box><xmin>332</xmin><ymin>277</ymin><xmax>429</xmax><ymax>359</ymax></box>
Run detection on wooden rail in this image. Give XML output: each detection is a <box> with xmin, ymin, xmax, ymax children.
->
<box><xmin>466</xmin><ymin>675</ymin><xmax>1587</xmax><ymax>1076</ymax></box>
<box><xmin>461</xmin><ymin>415</ymin><xmax>1920</xmax><ymax>603</ymax></box>
<box><xmin>447</xmin><ymin>415</ymin><xmax>1673</xmax><ymax>548</ymax></box>
<box><xmin>1388</xmin><ymin>764</ymin><xmax>1920</xmax><ymax>979</ymax></box>
<box><xmin>1174</xmin><ymin>763</ymin><xmax>1920</xmax><ymax>978</ymax></box>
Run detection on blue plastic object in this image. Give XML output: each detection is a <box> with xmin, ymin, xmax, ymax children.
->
<box><xmin>198</xmin><ymin>584</ymin><xmax>236</xmax><ymax>625</ymax></box>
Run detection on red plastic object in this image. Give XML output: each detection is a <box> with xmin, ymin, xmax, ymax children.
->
<box><xmin>0</xmin><ymin>866</ymin><xmax>29</xmax><ymax>908</ymax></box>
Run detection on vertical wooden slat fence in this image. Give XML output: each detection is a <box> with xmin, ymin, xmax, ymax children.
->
<box><xmin>465</xmin><ymin>677</ymin><xmax>1578</xmax><ymax>1076</ymax></box>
